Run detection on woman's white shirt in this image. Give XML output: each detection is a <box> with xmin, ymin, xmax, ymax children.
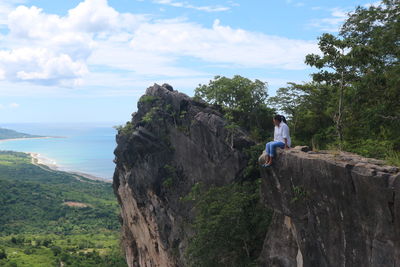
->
<box><xmin>274</xmin><ymin>122</ymin><xmax>291</xmax><ymax>147</ymax></box>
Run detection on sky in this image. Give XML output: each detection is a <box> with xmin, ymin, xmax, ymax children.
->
<box><xmin>0</xmin><ymin>0</ymin><xmax>379</xmax><ymax>123</ymax></box>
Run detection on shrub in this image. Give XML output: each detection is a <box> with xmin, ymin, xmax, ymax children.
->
<box><xmin>185</xmin><ymin>181</ymin><xmax>272</xmax><ymax>267</ymax></box>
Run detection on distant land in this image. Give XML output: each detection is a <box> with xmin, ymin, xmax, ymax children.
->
<box><xmin>0</xmin><ymin>150</ymin><xmax>127</xmax><ymax>267</ymax></box>
<box><xmin>0</xmin><ymin>127</ymin><xmax>43</xmax><ymax>140</ymax></box>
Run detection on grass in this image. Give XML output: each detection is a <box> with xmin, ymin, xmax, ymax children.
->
<box><xmin>385</xmin><ymin>150</ymin><xmax>400</xmax><ymax>167</ymax></box>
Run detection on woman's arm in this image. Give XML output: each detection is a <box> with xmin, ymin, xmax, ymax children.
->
<box><xmin>284</xmin><ymin>138</ymin><xmax>289</xmax><ymax>149</ymax></box>
<box><xmin>282</xmin><ymin>124</ymin><xmax>290</xmax><ymax>148</ymax></box>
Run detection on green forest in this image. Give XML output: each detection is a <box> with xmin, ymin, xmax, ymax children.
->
<box><xmin>0</xmin><ymin>151</ymin><xmax>126</xmax><ymax>267</ymax></box>
<box><xmin>271</xmin><ymin>0</ymin><xmax>399</xmax><ymax>163</ymax></box>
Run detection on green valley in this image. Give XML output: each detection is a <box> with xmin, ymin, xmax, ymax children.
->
<box><xmin>0</xmin><ymin>151</ymin><xmax>127</xmax><ymax>267</ymax></box>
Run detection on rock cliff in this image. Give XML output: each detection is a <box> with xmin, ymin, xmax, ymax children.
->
<box><xmin>113</xmin><ymin>84</ymin><xmax>254</xmax><ymax>267</ymax></box>
<box><xmin>113</xmin><ymin>83</ymin><xmax>400</xmax><ymax>267</ymax></box>
<box><xmin>258</xmin><ymin>147</ymin><xmax>400</xmax><ymax>267</ymax></box>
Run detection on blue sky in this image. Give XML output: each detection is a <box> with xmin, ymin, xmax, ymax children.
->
<box><xmin>0</xmin><ymin>0</ymin><xmax>378</xmax><ymax>123</ymax></box>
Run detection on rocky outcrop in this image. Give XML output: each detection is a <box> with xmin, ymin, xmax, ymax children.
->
<box><xmin>113</xmin><ymin>83</ymin><xmax>400</xmax><ymax>267</ymax></box>
<box><xmin>113</xmin><ymin>84</ymin><xmax>254</xmax><ymax>267</ymax></box>
<box><xmin>258</xmin><ymin>147</ymin><xmax>400</xmax><ymax>267</ymax></box>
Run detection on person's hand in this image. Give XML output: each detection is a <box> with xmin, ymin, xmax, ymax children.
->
<box><xmin>284</xmin><ymin>145</ymin><xmax>289</xmax><ymax>149</ymax></box>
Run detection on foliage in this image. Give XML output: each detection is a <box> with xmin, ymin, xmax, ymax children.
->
<box><xmin>162</xmin><ymin>164</ymin><xmax>177</xmax><ymax>188</ymax></box>
<box><xmin>185</xmin><ymin>181</ymin><xmax>272</xmax><ymax>267</ymax></box>
<box><xmin>271</xmin><ymin>1</ymin><xmax>400</xmax><ymax>163</ymax></box>
<box><xmin>386</xmin><ymin>150</ymin><xmax>400</xmax><ymax>167</ymax></box>
<box><xmin>270</xmin><ymin>82</ymin><xmax>336</xmax><ymax>148</ymax></box>
<box><xmin>195</xmin><ymin>75</ymin><xmax>275</xmax><ymax>141</ymax></box>
<box><xmin>142</xmin><ymin>107</ymin><xmax>159</xmax><ymax>123</ymax></box>
<box><xmin>242</xmin><ymin>143</ymin><xmax>265</xmax><ymax>181</ymax></box>
<box><xmin>138</xmin><ymin>95</ymin><xmax>158</xmax><ymax>104</ymax></box>
<box><xmin>291</xmin><ymin>186</ymin><xmax>309</xmax><ymax>204</ymax></box>
<box><xmin>114</xmin><ymin>121</ymin><xmax>134</xmax><ymax>136</ymax></box>
<box><xmin>0</xmin><ymin>152</ymin><xmax>120</xmax><ymax>235</ymax></box>
<box><xmin>0</xmin><ymin>233</ymin><xmax>126</xmax><ymax>267</ymax></box>
<box><xmin>0</xmin><ymin>151</ymin><xmax>127</xmax><ymax>267</ymax></box>
<box><xmin>0</xmin><ymin>247</ymin><xmax>7</xmax><ymax>259</ymax></box>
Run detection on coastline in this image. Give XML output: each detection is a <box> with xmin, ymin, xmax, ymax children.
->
<box><xmin>0</xmin><ymin>136</ymin><xmax>64</xmax><ymax>142</ymax></box>
<box><xmin>29</xmin><ymin>152</ymin><xmax>112</xmax><ymax>183</ymax></box>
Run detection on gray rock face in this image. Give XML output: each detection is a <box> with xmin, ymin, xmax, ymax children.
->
<box><xmin>258</xmin><ymin>147</ymin><xmax>400</xmax><ymax>267</ymax></box>
<box><xmin>113</xmin><ymin>84</ymin><xmax>254</xmax><ymax>267</ymax></box>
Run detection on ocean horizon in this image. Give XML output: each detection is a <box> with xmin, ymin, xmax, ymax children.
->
<box><xmin>0</xmin><ymin>122</ymin><xmax>121</xmax><ymax>180</ymax></box>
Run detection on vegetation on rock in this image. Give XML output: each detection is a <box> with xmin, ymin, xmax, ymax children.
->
<box><xmin>185</xmin><ymin>181</ymin><xmax>271</xmax><ymax>267</ymax></box>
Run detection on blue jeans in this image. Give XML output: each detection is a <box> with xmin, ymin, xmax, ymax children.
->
<box><xmin>265</xmin><ymin>141</ymin><xmax>285</xmax><ymax>157</ymax></box>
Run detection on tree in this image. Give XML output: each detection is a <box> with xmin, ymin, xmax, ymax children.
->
<box><xmin>0</xmin><ymin>247</ymin><xmax>7</xmax><ymax>259</ymax></box>
<box><xmin>185</xmin><ymin>181</ymin><xmax>271</xmax><ymax>267</ymax></box>
<box><xmin>195</xmin><ymin>75</ymin><xmax>275</xmax><ymax>141</ymax></box>
<box><xmin>273</xmin><ymin>0</ymin><xmax>400</xmax><ymax>159</ymax></box>
<box><xmin>304</xmin><ymin>33</ymin><xmax>358</xmax><ymax>146</ymax></box>
<box><xmin>270</xmin><ymin>82</ymin><xmax>336</xmax><ymax>148</ymax></box>
<box><xmin>339</xmin><ymin>0</ymin><xmax>400</xmax><ymax>149</ymax></box>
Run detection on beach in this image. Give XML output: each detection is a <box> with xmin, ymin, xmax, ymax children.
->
<box><xmin>0</xmin><ymin>136</ymin><xmax>65</xmax><ymax>142</ymax></box>
<box><xmin>0</xmin><ymin>136</ymin><xmax>111</xmax><ymax>182</ymax></box>
<box><xmin>29</xmin><ymin>152</ymin><xmax>112</xmax><ymax>183</ymax></box>
<box><xmin>0</xmin><ymin>123</ymin><xmax>116</xmax><ymax>180</ymax></box>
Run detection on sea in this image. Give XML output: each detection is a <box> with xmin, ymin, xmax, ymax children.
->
<box><xmin>0</xmin><ymin>123</ymin><xmax>120</xmax><ymax>180</ymax></box>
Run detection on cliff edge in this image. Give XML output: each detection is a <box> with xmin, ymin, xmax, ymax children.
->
<box><xmin>258</xmin><ymin>147</ymin><xmax>400</xmax><ymax>267</ymax></box>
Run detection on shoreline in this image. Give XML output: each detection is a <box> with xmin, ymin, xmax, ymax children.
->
<box><xmin>29</xmin><ymin>152</ymin><xmax>112</xmax><ymax>183</ymax></box>
<box><xmin>0</xmin><ymin>136</ymin><xmax>64</xmax><ymax>142</ymax></box>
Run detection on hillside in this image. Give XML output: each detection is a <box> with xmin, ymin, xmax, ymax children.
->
<box><xmin>0</xmin><ymin>151</ymin><xmax>127</xmax><ymax>267</ymax></box>
<box><xmin>0</xmin><ymin>128</ymin><xmax>43</xmax><ymax>140</ymax></box>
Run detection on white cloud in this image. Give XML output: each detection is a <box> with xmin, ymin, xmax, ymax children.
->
<box><xmin>8</xmin><ymin>102</ymin><xmax>19</xmax><ymax>108</ymax></box>
<box><xmin>0</xmin><ymin>0</ymin><xmax>25</xmax><ymax>27</ymax></box>
<box><xmin>227</xmin><ymin>1</ymin><xmax>240</xmax><ymax>7</ymax></box>
<box><xmin>0</xmin><ymin>68</ymin><xmax>5</xmax><ymax>80</ymax></box>
<box><xmin>0</xmin><ymin>102</ymin><xmax>20</xmax><ymax>109</ymax></box>
<box><xmin>286</xmin><ymin>0</ymin><xmax>304</xmax><ymax>8</ymax></box>
<box><xmin>308</xmin><ymin>8</ymin><xmax>349</xmax><ymax>32</ymax></box>
<box><xmin>0</xmin><ymin>0</ymin><xmax>318</xmax><ymax>90</ymax></box>
<box><xmin>0</xmin><ymin>0</ymin><xmax>147</xmax><ymax>86</ymax></box>
<box><xmin>129</xmin><ymin>19</ymin><xmax>317</xmax><ymax>70</ymax></box>
<box><xmin>309</xmin><ymin>2</ymin><xmax>383</xmax><ymax>32</ymax></box>
<box><xmin>0</xmin><ymin>48</ymin><xmax>88</xmax><ymax>86</ymax></box>
<box><xmin>152</xmin><ymin>0</ymin><xmax>231</xmax><ymax>12</ymax></box>
<box><xmin>363</xmin><ymin>1</ymin><xmax>383</xmax><ymax>8</ymax></box>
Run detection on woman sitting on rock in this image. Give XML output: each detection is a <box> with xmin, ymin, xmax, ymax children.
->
<box><xmin>263</xmin><ymin>115</ymin><xmax>291</xmax><ymax>167</ymax></box>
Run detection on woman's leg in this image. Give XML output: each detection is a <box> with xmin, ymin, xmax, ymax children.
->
<box><xmin>267</xmin><ymin>141</ymin><xmax>285</xmax><ymax>164</ymax></box>
<box><xmin>265</xmin><ymin>142</ymin><xmax>272</xmax><ymax>163</ymax></box>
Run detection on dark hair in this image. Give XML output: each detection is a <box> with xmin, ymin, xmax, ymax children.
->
<box><xmin>273</xmin><ymin>114</ymin><xmax>287</xmax><ymax>124</ymax></box>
